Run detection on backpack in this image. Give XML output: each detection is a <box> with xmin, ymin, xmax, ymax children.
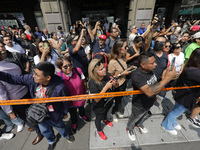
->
<box><xmin>25</xmin><ymin>83</ymin><xmax>57</xmax><ymax>126</ymax></box>
<box><xmin>12</xmin><ymin>52</ymin><xmax>29</xmax><ymax>75</ymax></box>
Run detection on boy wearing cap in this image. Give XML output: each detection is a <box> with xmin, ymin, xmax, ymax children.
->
<box><xmin>184</xmin><ymin>32</ymin><xmax>200</xmax><ymax>63</ymax></box>
<box><xmin>68</xmin><ymin>29</ymin><xmax>89</xmax><ymax>79</ymax></box>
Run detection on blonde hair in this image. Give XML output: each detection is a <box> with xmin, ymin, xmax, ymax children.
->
<box><xmin>88</xmin><ymin>59</ymin><xmax>102</xmax><ymax>84</ymax></box>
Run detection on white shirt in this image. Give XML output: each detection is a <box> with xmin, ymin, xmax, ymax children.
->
<box><xmin>168</xmin><ymin>52</ymin><xmax>185</xmax><ymax>73</ymax></box>
<box><xmin>5</xmin><ymin>44</ymin><xmax>25</xmax><ymax>54</ymax></box>
<box><xmin>34</xmin><ymin>52</ymin><xmax>58</xmax><ymax>69</ymax></box>
<box><xmin>128</xmin><ymin>33</ymin><xmax>137</xmax><ymax>46</ymax></box>
<box><xmin>83</xmin><ymin>45</ymin><xmax>91</xmax><ymax>55</ymax></box>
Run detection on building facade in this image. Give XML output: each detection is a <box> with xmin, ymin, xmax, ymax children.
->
<box><xmin>0</xmin><ymin>0</ymin><xmax>185</xmax><ymax>34</ymax></box>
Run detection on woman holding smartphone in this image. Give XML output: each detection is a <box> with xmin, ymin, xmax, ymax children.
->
<box><xmin>34</xmin><ymin>40</ymin><xmax>58</xmax><ymax>70</ymax></box>
<box><xmin>108</xmin><ymin>39</ymin><xmax>133</xmax><ymax>122</ymax></box>
<box><xmin>88</xmin><ymin>59</ymin><xmax>118</xmax><ymax>140</ymax></box>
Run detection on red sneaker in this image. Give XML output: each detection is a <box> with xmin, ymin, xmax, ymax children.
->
<box><xmin>97</xmin><ymin>131</ymin><xmax>107</xmax><ymax>140</ymax></box>
<box><xmin>103</xmin><ymin>120</ymin><xmax>113</xmax><ymax>127</ymax></box>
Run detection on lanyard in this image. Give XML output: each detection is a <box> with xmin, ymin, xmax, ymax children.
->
<box><xmin>35</xmin><ymin>84</ymin><xmax>47</xmax><ymax>98</ymax></box>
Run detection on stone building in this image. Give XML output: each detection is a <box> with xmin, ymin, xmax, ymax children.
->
<box><xmin>0</xmin><ymin>0</ymin><xmax>184</xmax><ymax>34</ymax></box>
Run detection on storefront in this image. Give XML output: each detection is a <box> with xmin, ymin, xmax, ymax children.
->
<box><xmin>0</xmin><ymin>0</ymin><xmax>45</xmax><ymax>31</ymax></box>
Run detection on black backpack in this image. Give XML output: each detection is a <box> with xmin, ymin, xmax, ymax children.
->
<box><xmin>26</xmin><ymin>83</ymin><xmax>57</xmax><ymax>126</ymax></box>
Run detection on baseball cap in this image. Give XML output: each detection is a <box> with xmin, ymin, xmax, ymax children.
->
<box><xmin>99</xmin><ymin>34</ymin><xmax>107</xmax><ymax>41</ymax></box>
<box><xmin>193</xmin><ymin>32</ymin><xmax>200</xmax><ymax>39</ymax></box>
<box><xmin>191</xmin><ymin>25</ymin><xmax>199</xmax><ymax>31</ymax></box>
<box><xmin>57</xmin><ymin>26</ymin><xmax>62</xmax><ymax>30</ymax></box>
<box><xmin>67</xmin><ymin>35</ymin><xmax>79</xmax><ymax>44</ymax></box>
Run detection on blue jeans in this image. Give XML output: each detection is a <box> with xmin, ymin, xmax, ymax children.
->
<box><xmin>0</xmin><ymin>109</ymin><xmax>24</xmax><ymax>126</ymax></box>
<box><xmin>38</xmin><ymin>119</ymin><xmax>69</xmax><ymax>144</ymax></box>
<box><xmin>162</xmin><ymin>102</ymin><xmax>187</xmax><ymax>130</ymax></box>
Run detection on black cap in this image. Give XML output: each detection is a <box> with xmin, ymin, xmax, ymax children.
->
<box><xmin>57</xmin><ymin>26</ymin><xmax>62</xmax><ymax>30</ymax></box>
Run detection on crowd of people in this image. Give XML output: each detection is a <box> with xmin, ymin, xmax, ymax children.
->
<box><xmin>0</xmin><ymin>15</ymin><xmax>200</xmax><ymax>150</ymax></box>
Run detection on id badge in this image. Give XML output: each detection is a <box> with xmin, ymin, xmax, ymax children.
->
<box><xmin>47</xmin><ymin>105</ymin><xmax>54</xmax><ymax>112</ymax></box>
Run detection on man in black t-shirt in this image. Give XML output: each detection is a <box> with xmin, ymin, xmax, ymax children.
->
<box><xmin>126</xmin><ymin>51</ymin><xmax>176</xmax><ymax>141</ymax></box>
<box><xmin>149</xmin><ymin>36</ymin><xmax>168</xmax><ymax>81</ymax></box>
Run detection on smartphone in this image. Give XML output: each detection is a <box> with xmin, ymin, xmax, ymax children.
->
<box><xmin>157</xmin><ymin>8</ymin><xmax>166</xmax><ymax>26</ymax></box>
<box><xmin>170</xmin><ymin>57</ymin><xmax>176</xmax><ymax>71</ymax></box>
<box><xmin>43</xmin><ymin>43</ymin><xmax>48</xmax><ymax>49</ymax></box>
<box><xmin>129</xmin><ymin>68</ymin><xmax>137</xmax><ymax>72</ymax></box>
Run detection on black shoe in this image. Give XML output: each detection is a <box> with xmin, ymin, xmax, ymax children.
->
<box><xmin>66</xmin><ymin>135</ymin><xmax>75</xmax><ymax>143</ymax></box>
<box><xmin>48</xmin><ymin>143</ymin><xmax>55</xmax><ymax>150</ymax></box>
<box><xmin>188</xmin><ymin>117</ymin><xmax>200</xmax><ymax>128</ymax></box>
<box><xmin>71</xmin><ymin>124</ymin><xmax>77</xmax><ymax>134</ymax></box>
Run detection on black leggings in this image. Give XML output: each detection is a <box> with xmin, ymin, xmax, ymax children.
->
<box><xmin>112</xmin><ymin>81</ymin><xmax>126</xmax><ymax>114</ymax></box>
<box><xmin>69</xmin><ymin>106</ymin><xmax>85</xmax><ymax>124</ymax></box>
<box><xmin>95</xmin><ymin>113</ymin><xmax>107</xmax><ymax>132</ymax></box>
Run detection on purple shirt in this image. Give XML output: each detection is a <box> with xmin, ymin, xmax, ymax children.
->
<box><xmin>0</xmin><ymin>60</ymin><xmax>28</xmax><ymax>113</ymax></box>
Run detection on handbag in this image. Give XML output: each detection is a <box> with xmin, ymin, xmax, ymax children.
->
<box><xmin>115</xmin><ymin>58</ymin><xmax>132</xmax><ymax>81</ymax></box>
<box><xmin>26</xmin><ymin>83</ymin><xmax>57</xmax><ymax>126</ymax></box>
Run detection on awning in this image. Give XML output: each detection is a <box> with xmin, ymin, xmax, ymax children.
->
<box><xmin>192</xmin><ymin>8</ymin><xmax>200</xmax><ymax>14</ymax></box>
<box><xmin>179</xmin><ymin>9</ymin><xmax>192</xmax><ymax>15</ymax></box>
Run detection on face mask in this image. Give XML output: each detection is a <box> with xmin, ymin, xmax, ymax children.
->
<box><xmin>154</xmin><ymin>41</ymin><xmax>164</xmax><ymax>51</ymax></box>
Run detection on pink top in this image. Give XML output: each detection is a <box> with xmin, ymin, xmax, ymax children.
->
<box><xmin>57</xmin><ymin>68</ymin><xmax>85</xmax><ymax>107</ymax></box>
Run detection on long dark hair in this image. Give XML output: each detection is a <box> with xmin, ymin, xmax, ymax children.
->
<box><xmin>185</xmin><ymin>48</ymin><xmax>200</xmax><ymax>69</ymax></box>
<box><xmin>36</xmin><ymin>40</ymin><xmax>52</xmax><ymax>60</ymax></box>
<box><xmin>110</xmin><ymin>39</ymin><xmax>126</xmax><ymax>60</ymax></box>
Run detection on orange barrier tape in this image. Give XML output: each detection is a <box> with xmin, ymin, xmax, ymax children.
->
<box><xmin>0</xmin><ymin>85</ymin><xmax>200</xmax><ymax>105</ymax></box>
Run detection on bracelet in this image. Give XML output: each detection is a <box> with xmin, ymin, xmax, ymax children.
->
<box><xmin>118</xmin><ymin>73</ymin><xmax>122</xmax><ymax>77</ymax></box>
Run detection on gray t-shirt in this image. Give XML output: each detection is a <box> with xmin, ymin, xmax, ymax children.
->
<box><xmin>105</xmin><ymin>36</ymin><xmax>119</xmax><ymax>50</ymax></box>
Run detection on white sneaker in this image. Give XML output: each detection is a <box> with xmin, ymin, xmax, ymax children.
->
<box><xmin>174</xmin><ymin>124</ymin><xmax>181</xmax><ymax>130</ymax></box>
<box><xmin>127</xmin><ymin>129</ymin><xmax>136</xmax><ymax>141</ymax></box>
<box><xmin>136</xmin><ymin>125</ymin><xmax>148</xmax><ymax>134</ymax></box>
<box><xmin>0</xmin><ymin>133</ymin><xmax>14</xmax><ymax>140</ymax></box>
<box><xmin>17</xmin><ymin>123</ymin><xmax>24</xmax><ymax>132</ymax></box>
<box><xmin>5</xmin><ymin>124</ymin><xmax>14</xmax><ymax>132</ymax></box>
<box><xmin>116</xmin><ymin>112</ymin><xmax>124</xmax><ymax>119</ymax></box>
<box><xmin>162</xmin><ymin>126</ymin><xmax>177</xmax><ymax>135</ymax></box>
<box><xmin>112</xmin><ymin>114</ymin><xmax>118</xmax><ymax>122</ymax></box>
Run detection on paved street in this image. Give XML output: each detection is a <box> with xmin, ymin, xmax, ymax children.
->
<box><xmin>0</xmin><ymin>91</ymin><xmax>200</xmax><ymax>150</ymax></box>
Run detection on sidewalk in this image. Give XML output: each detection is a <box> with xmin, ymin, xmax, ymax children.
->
<box><xmin>0</xmin><ymin>91</ymin><xmax>200</xmax><ymax>150</ymax></box>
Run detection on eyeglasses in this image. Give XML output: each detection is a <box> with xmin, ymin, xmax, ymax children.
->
<box><xmin>175</xmin><ymin>46</ymin><xmax>181</xmax><ymax>49</ymax></box>
<box><xmin>62</xmin><ymin>64</ymin><xmax>72</xmax><ymax>69</ymax></box>
<box><xmin>34</xmin><ymin>72</ymin><xmax>42</xmax><ymax>78</ymax></box>
<box><xmin>165</xmin><ymin>45</ymin><xmax>172</xmax><ymax>48</ymax></box>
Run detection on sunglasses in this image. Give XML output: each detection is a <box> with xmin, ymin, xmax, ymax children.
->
<box><xmin>165</xmin><ymin>45</ymin><xmax>172</xmax><ymax>48</ymax></box>
<box><xmin>92</xmin><ymin>59</ymin><xmax>106</xmax><ymax>72</ymax></box>
<box><xmin>155</xmin><ymin>41</ymin><xmax>165</xmax><ymax>45</ymax></box>
<box><xmin>92</xmin><ymin>61</ymin><xmax>101</xmax><ymax>72</ymax></box>
<box><xmin>62</xmin><ymin>64</ymin><xmax>72</xmax><ymax>69</ymax></box>
<box><xmin>175</xmin><ymin>46</ymin><xmax>181</xmax><ymax>49</ymax></box>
